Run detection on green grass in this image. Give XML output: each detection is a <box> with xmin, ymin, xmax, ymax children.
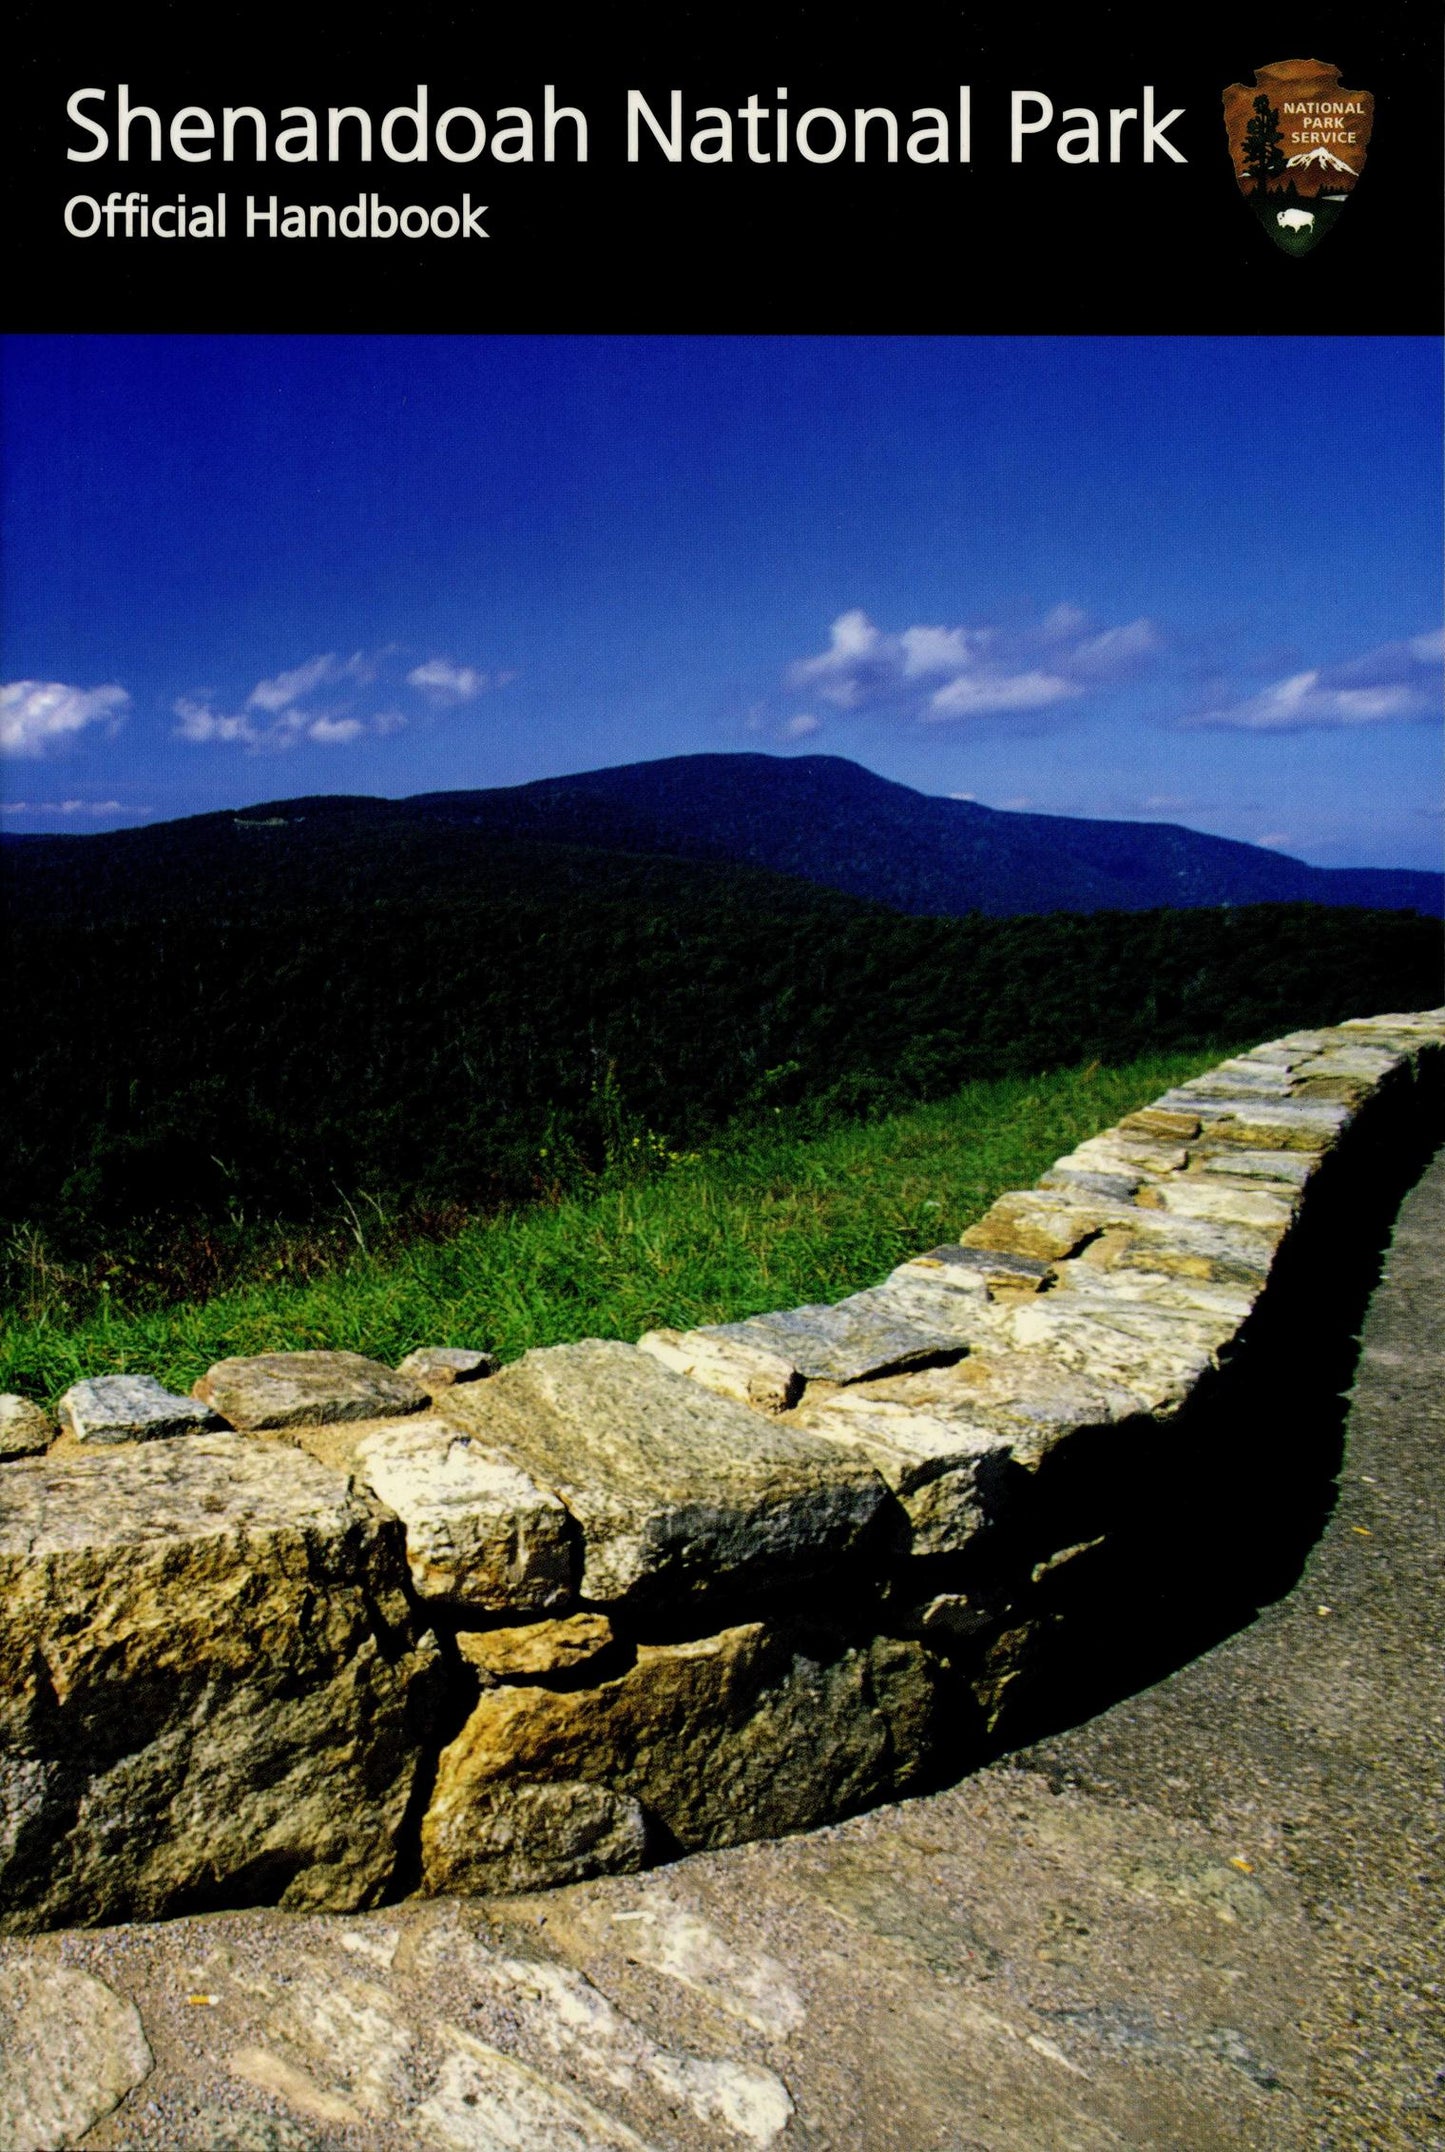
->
<box><xmin>0</xmin><ymin>1047</ymin><xmax>1230</xmax><ymax>1407</ymax></box>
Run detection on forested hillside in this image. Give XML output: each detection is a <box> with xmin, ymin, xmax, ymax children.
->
<box><xmin>5</xmin><ymin>798</ymin><xmax>1439</xmax><ymax>1296</ymax></box>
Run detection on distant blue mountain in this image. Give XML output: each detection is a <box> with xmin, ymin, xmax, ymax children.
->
<box><xmin>411</xmin><ymin>753</ymin><xmax>1442</xmax><ymax>917</ymax></box>
<box><xmin>6</xmin><ymin>752</ymin><xmax>1436</xmax><ymax>918</ymax></box>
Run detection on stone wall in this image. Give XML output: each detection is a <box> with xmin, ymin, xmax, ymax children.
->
<box><xmin>1</xmin><ymin>1010</ymin><xmax>1440</xmax><ymax>1935</ymax></box>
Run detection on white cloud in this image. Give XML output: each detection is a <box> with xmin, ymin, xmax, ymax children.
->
<box><xmin>248</xmin><ymin>654</ymin><xmax>339</xmax><ymax>712</ymax></box>
<box><xmin>899</xmin><ymin>624</ymin><xmax>988</xmax><ymax>677</ymax></box>
<box><xmin>175</xmin><ymin>649</ymin><xmax>410</xmax><ymax>751</ymax></box>
<box><xmin>174</xmin><ymin>698</ymin><xmax>259</xmax><ymax>745</ymax></box>
<box><xmin>1186</xmin><ymin>630</ymin><xmax>1443</xmax><ymax>732</ymax></box>
<box><xmin>0</xmin><ymin>797</ymin><xmax>145</xmax><ymax>817</ymax></box>
<box><xmin>1258</xmin><ymin>832</ymin><xmax>1292</xmax><ymax>849</ymax></box>
<box><xmin>788</xmin><ymin>609</ymin><xmax>887</xmax><ymax>709</ymax></box>
<box><xmin>174</xmin><ymin>691</ymin><xmax>404</xmax><ymax>752</ymax></box>
<box><xmin>926</xmin><ymin>669</ymin><xmax>1081</xmax><ymax>720</ymax></box>
<box><xmin>783</xmin><ymin>713</ymin><xmax>821</xmax><ymax>738</ymax></box>
<box><xmin>1</xmin><ymin>680</ymin><xmax>130</xmax><ymax>757</ymax></box>
<box><xmin>247</xmin><ymin>651</ymin><xmax>375</xmax><ymax>712</ymax></box>
<box><xmin>783</xmin><ymin>603</ymin><xmax>1162</xmax><ymax>734</ymax></box>
<box><xmin>1191</xmin><ymin>669</ymin><xmax>1413</xmax><ymax>732</ymax></box>
<box><xmin>821</xmin><ymin>608</ymin><xmax>878</xmax><ymax>659</ymax></box>
<box><xmin>1069</xmin><ymin>617</ymin><xmax>1161</xmax><ymax>677</ymax></box>
<box><xmin>406</xmin><ymin>657</ymin><xmax>491</xmax><ymax>704</ymax></box>
<box><xmin>305</xmin><ymin>715</ymin><xmax>365</xmax><ymax>744</ymax></box>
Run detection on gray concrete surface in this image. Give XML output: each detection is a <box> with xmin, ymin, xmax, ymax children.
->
<box><xmin>4</xmin><ymin>1146</ymin><xmax>1442</xmax><ymax>2151</ymax></box>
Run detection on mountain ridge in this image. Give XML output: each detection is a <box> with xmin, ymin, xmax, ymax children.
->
<box><xmin>415</xmin><ymin>753</ymin><xmax>1442</xmax><ymax>914</ymax></box>
<box><xmin>5</xmin><ymin>753</ymin><xmax>1438</xmax><ymax>918</ymax></box>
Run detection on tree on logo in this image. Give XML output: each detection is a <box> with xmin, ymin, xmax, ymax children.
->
<box><xmin>1241</xmin><ymin>94</ymin><xmax>1287</xmax><ymax>199</ymax></box>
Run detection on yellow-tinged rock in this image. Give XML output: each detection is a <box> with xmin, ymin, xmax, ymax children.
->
<box><xmin>0</xmin><ymin>1396</ymin><xmax>53</xmax><ymax>1461</ymax></box>
<box><xmin>436</xmin><ymin>1339</ymin><xmax>890</xmax><ymax>1609</ymax></box>
<box><xmin>1119</xmin><ymin>1108</ymin><xmax>1201</xmax><ymax>1141</ymax></box>
<box><xmin>193</xmin><ymin>1349</ymin><xmax>428</xmax><ymax>1430</ymax></box>
<box><xmin>457</xmin><ymin>1613</ymin><xmax>616</xmax><ymax>1681</ymax></box>
<box><xmin>961</xmin><ymin>1191</ymin><xmax>1123</xmax><ymax>1263</ymax></box>
<box><xmin>0</xmin><ymin>1433</ymin><xmax>438</xmax><ymax>1933</ymax></box>
<box><xmin>422</xmin><ymin>1620</ymin><xmax>943</xmax><ymax>1892</ymax></box>
<box><xmin>350</xmin><ymin>1418</ymin><xmax>574</xmax><ymax>1613</ymax></box>
<box><xmin>637</xmin><ymin>1327</ymin><xmax>803</xmax><ymax>1414</ymax></box>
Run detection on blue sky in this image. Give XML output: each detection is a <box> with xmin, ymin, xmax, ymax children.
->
<box><xmin>2</xmin><ymin>334</ymin><xmax>1440</xmax><ymax>867</ymax></box>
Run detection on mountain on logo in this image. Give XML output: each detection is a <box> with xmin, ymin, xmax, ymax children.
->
<box><xmin>1286</xmin><ymin>146</ymin><xmax>1356</xmax><ymax>174</ymax></box>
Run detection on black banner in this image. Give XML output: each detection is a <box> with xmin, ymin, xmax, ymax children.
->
<box><xmin>5</xmin><ymin>1</ymin><xmax>1440</xmax><ymax>333</ymax></box>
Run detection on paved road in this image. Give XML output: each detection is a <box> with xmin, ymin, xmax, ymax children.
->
<box><xmin>1012</xmin><ymin>1129</ymin><xmax>1445</xmax><ymax>2147</ymax></box>
<box><xmin>5</xmin><ymin>1147</ymin><xmax>1443</xmax><ymax>2151</ymax></box>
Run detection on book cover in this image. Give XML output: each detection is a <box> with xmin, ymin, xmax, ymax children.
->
<box><xmin>1</xmin><ymin>5</ymin><xmax>1442</xmax><ymax>2146</ymax></box>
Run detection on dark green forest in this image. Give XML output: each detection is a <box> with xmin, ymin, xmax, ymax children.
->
<box><xmin>4</xmin><ymin>803</ymin><xmax>1440</xmax><ymax>1293</ymax></box>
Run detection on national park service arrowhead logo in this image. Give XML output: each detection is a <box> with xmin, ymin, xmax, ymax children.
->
<box><xmin>1223</xmin><ymin>59</ymin><xmax>1373</xmax><ymax>254</ymax></box>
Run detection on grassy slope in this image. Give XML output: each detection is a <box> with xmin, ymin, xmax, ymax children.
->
<box><xmin>1</xmin><ymin>1048</ymin><xmax>1226</xmax><ymax>1406</ymax></box>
